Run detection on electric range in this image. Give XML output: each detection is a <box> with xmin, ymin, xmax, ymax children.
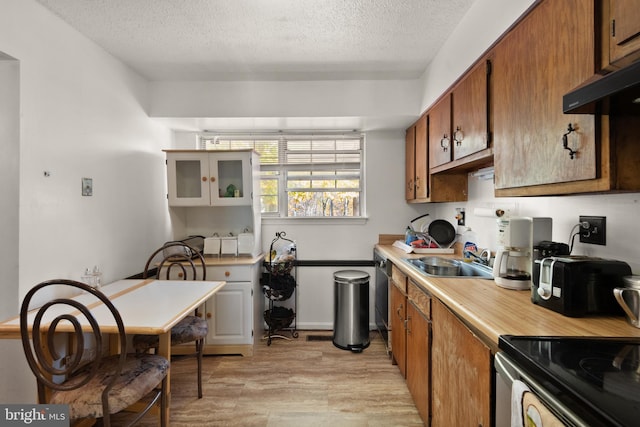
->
<box><xmin>498</xmin><ymin>335</ymin><xmax>640</xmax><ymax>427</ymax></box>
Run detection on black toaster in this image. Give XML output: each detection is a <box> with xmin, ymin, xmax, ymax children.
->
<box><xmin>531</xmin><ymin>256</ymin><xmax>631</xmax><ymax>317</ymax></box>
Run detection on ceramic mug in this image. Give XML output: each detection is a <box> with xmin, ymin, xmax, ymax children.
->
<box><xmin>613</xmin><ymin>276</ymin><xmax>640</xmax><ymax>328</ymax></box>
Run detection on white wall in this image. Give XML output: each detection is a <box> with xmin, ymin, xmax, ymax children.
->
<box><xmin>150</xmin><ymin>79</ymin><xmax>421</xmax><ymax>129</ymax></box>
<box><xmin>419</xmin><ymin>0</ymin><xmax>536</xmax><ymax>110</ymax></box>
<box><xmin>0</xmin><ymin>54</ymin><xmax>19</xmax><ymax>320</ymax></box>
<box><xmin>0</xmin><ymin>0</ymin><xmax>173</xmax><ymax>403</ymax></box>
<box><xmin>432</xmin><ymin>179</ymin><xmax>640</xmax><ymax>274</ymax></box>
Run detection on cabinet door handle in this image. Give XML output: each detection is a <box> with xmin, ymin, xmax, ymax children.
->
<box><xmin>397</xmin><ymin>304</ymin><xmax>403</xmax><ymax>318</ymax></box>
<box><xmin>407</xmin><ymin>315</ymin><xmax>412</xmax><ymax>334</ymax></box>
<box><xmin>415</xmin><ymin>176</ymin><xmax>420</xmax><ymax>190</ymax></box>
<box><xmin>440</xmin><ymin>134</ymin><xmax>450</xmax><ymax>152</ymax></box>
<box><xmin>454</xmin><ymin>126</ymin><xmax>464</xmax><ymax>146</ymax></box>
<box><xmin>562</xmin><ymin>123</ymin><xmax>578</xmax><ymax>159</ymax></box>
<box><xmin>407</xmin><ymin>179</ymin><xmax>413</xmax><ymax>192</ymax></box>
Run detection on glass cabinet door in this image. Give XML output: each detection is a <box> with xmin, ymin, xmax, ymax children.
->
<box><xmin>166</xmin><ymin>153</ymin><xmax>211</xmax><ymax>206</ymax></box>
<box><xmin>209</xmin><ymin>152</ymin><xmax>252</xmax><ymax>206</ymax></box>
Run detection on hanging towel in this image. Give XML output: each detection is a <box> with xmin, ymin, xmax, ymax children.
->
<box><xmin>511</xmin><ymin>379</ymin><xmax>531</xmax><ymax>427</ymax></box>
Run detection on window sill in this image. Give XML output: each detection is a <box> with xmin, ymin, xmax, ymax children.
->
<box><xmin>261</xmin><ymin>216</ymin><xmax>369</xmax><ymax>226</ymax></box>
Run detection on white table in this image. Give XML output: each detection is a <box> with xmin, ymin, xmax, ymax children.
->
<box><xmin>0</xmin><ymin>278</ymin><xmax>226</xmax><ymax>424</ymax></box>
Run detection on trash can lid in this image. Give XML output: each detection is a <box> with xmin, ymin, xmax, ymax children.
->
<box><xmin>334</xmin><ymin>269</ymin><xmax>369</xmax><ymax>284</ymax></box>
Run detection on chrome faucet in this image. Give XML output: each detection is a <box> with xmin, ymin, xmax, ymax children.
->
<box><xmin>463</xmin><ymin>248</ymin><xmax>491</xmax><ymax>266</ymax></box>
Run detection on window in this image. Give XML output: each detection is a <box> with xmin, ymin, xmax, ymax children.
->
<box><xmin>201</xmin><ymin>133</ymin><xmax>365</xmax><ymax>218</ymax></box>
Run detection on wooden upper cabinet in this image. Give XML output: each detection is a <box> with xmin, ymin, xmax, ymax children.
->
<box><xmin>428</xmin><ymin>94</ymin><xmax>452</xmax><ymax>169</ymax></box>
<box><xmin>414</xmin><ymin>115</ymin><xmax>428</xmax><ymax>200</ymax></box>
<box><xmin>492</xmin><ymin>0</ymin><xmax>597</xmax><ymax>191</ymax></box>
<box><xmin>606</xmin><ymin>0</ymin><xmax>640</xmax><ymax>69</ymax></box>
<box><xmin>405</xmin><ymin>125</ymin><xmax>416</xmax><ymax>201</ymax></box>
<box><xmin>452</xmin><ymin>59</ymin><xmax>490</xmax><ymax>161</ymax></box>
<box><xmin>405</xmin><ymin>115</ymin><xmax>428</xmax><ymax>202</ymax></box>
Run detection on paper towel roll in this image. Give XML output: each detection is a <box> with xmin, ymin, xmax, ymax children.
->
<box><xmin>474</xmin><ymin>207</ymin><xmax>506</xmax><ymax>218</ymax></box>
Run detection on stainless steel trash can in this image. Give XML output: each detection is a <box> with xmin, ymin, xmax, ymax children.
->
<box><xmin>333</xmin><ymin>270</ymin><xmax>370</xmax><ymax>352</ymax></box>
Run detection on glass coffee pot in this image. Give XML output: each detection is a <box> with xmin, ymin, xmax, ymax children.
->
<box><xmin>493</xmin><ymin>248</ymin><xmax>532</xmax><ymax>290</ymax></box>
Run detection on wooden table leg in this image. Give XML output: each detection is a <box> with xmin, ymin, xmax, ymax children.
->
<box><xmin>157</xmin><ymin>331</ymin><xmax>171</xmax><ymax>424</ymax></box>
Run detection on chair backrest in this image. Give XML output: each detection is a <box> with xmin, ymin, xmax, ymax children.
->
<box><xmin>19</xmin><ymin>279</ymin><xmax>127</xmax><ymax>415</ymax></box>
<box><xmin>143</xmin><ymin>242</ymin><xmax>207</xmax><ymax>281</ymax></box>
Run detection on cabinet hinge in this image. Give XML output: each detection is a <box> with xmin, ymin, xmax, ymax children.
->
<box><xmin>485</xmin><ymin>59</ymin><xmax>492</xmax><ymax>75</ymax></box>
<box><xmin>611</xmin><ymin>19</ymin><xmax>616</xmax><ymax>38</ymax></box>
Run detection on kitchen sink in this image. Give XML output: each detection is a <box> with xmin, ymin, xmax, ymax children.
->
<box><xmin>402</xmin><ymin>257</ymin><xmax>493</xmax><ymax>279</ymax></box>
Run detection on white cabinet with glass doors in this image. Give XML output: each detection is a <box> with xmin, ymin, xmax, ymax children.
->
<box><xmin>165</xmin><ymin>150</ymin><xmax>255</xmax><ymax>207</ymax></box>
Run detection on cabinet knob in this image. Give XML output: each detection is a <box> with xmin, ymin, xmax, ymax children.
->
<box><xmin>178</xmin><ymin>272</ymin><xmax>184</xmax><ymax>278</ymax></box>
<box><xmin>210</xmin><ymin>176</ymin><xmax>216</xmax><ymax>182</ymax></box>
<box><xmin>202</xmin><ymin>176</ymin><xmax>208</xmax><ymax>182</ymax></box>
<box><xmin>206</xmin><ymin>312</ymin><xmax>212</xmax><ymax>319</ymax></box>
<box><xmin>440</xmin><ymin>134</ymin><xmax>450</xmax><ymax>152</ymax></box>
<box><xmin>454</xmin><ymin>126</ymin><xmax>464</xmax><ymax>146</ymax></box>
<box><xmin>225</xmin><ymin>271</ymin><xmax>231</xmax><ymax>277</ymax></box>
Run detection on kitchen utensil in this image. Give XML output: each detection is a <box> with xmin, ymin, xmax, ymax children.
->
<box><xmin>614</xmin><ymin>276</ymin><xmax>640</xmax><ymax>328</ymax></box>
<box><xmin>427</xmin><ymin>219</ymin><xmax>456</xmax><ymax>247</ymax></box>
<box><xmin>410</xmin><ymin>213</ymin><xmax>430</xmax><ymax>233</ymax></box>
<box><xmin>220</xmin><ymin>236</ymin><xmax>238</xmax><ymax>255</ymax></box>
<box><xmin>204</xmin><ymin>237</ymin><xmax>221</xmax><ymax>255</ymax></box>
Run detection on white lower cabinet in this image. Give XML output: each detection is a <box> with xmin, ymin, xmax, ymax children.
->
<box><xmin>168</xmin><ymin>259</ymin><xmax>263</xmax><ymax>356</ymax></box>
<box><xmin>204</xmin><ymin>282</ymin><xmax>252</xmax><ymax>345</ymax></box>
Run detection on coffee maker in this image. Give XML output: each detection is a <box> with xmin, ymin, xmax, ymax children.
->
<box><xmin>493</xmin><ymin>217</ymin><xmax>552</xmax><ymax>290</ymax></box>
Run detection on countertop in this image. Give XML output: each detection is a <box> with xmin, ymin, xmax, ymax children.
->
<box><xmin>202</xmin><ymin>253</ymin><xmax>265</xmax><ymax>266</ymax></box>
<box><xmin>375</xmin><ymin>244</ymin><xmax>640</xmax><ymax>352</ymax></box>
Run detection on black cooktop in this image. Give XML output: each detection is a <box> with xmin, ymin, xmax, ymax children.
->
<box><xmin>499</xmin><ymin>336</ymin><xmax>640</xmax><ymax>427</ymax></box>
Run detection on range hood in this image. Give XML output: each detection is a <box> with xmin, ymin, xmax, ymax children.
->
<box><xmin>563</xmin><ymin>60</ymin><xmax>640</xmax><ymax>114</ymax></box>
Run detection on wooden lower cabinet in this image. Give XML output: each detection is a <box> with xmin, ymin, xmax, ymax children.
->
<box><xmin>431</xmin><ymin>299</ymin><xmax>491</xmax><ymax>427</ymax></box>
<box><xmin>391</xmin><ymin>269</ymin><xmax>490</xmax><ymax>426</ymax></box>
<box><xmin>406</xmin><ymin>285</ymin><xmax>431</xmax><ymax>425</ymax></box>
<box><xmin>390</xmin><ymin>279</ymin><xmax>407</xmax><ymax>377</ymax></box>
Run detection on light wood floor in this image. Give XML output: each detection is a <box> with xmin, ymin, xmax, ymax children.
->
<box><xmin>136</xmin><ymin>330</ymin><xmax>423</xmax><ymax>426</ymax></box>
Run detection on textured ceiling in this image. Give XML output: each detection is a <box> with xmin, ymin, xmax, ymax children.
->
<box><xmin>35</xmin><ymin>0</ymin><xmax>476</xmax><ymax>82</ymax></box>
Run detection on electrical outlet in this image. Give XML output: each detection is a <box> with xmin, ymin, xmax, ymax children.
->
<box><xmin>456</xmin><ymin>208</ymin><xmax>465</xmax><ymax>226</ymax></box>
<box><xmin>579</xmin><ymin>216</ymin><xmax>606</xmax><ymax>245</ymax></box>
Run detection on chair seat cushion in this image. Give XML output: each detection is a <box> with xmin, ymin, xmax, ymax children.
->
<box><xmin>50</xmin><ymin>353</ymin><xmax>169</xmax><ymax>421</ymax></box>
<box><xmin>133</xmin><ymin>315</ymin><xmax>208</xmax><ymax>350</ymax></box>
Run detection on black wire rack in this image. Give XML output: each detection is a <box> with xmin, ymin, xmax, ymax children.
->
<box><xmin>262</xmin><ymin>231</ymin><xmax>299</xmax><ymax>345</ymax></box>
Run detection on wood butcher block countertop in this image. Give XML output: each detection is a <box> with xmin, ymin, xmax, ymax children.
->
<box><xmin>202</xmin><ymin>253</ymin><xmax>265</xmax><ymax>266</ymax></box>
<box><xmin>375</xmin><ymin>244</ymin><xmax>640</xmax><ymax>352</ymax></box>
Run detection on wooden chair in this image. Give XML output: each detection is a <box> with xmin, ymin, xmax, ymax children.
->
<box><xmin>133</xmin><ymin>242</ymin><xmax>208</xmax><ymax>398</ymax></box>
<box><xmin>19</xmin><ymin>279</ymin><xmax>168</xmax><ymax>427</ymax></box>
